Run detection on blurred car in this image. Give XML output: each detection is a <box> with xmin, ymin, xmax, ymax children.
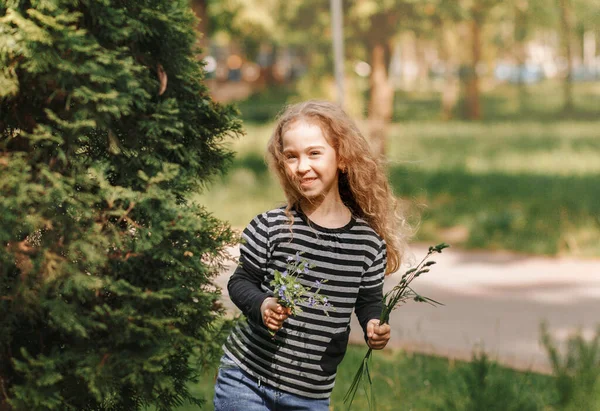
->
<box><xmin>495</xmin><ymin>63</ymin><xmax>545</xmax><ymax>84</ymax></box>
<box><xmin>572</xmin><ymin>65</ymin><xmax>600</xmax><ymax>81</ymax></box>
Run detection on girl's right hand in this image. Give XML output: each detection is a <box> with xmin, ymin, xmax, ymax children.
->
<box><xmin>260</xmin><ymin>297</ymin><xmax>292</xmax><ymax>331</ymax></box>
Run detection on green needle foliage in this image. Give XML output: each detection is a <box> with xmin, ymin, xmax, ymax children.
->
<box><xmin>0</xmin><ymin>1</ymin><xmax>241</xmax><ymax>410</ymax></box>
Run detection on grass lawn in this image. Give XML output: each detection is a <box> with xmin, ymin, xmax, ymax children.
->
<box><xmin>182</xmin><ymin>81</ymin><xmax>600</xmax><ymax>410</ymax></box>
<box><xmin>165</xmin><ymin>345</ymin><xmax>556</xmax><ymax>410</ymax></box>
<box><xmin>196</xmin><ymin>80</ymin><xmax>600</xmax><ymax>257</ymax></box>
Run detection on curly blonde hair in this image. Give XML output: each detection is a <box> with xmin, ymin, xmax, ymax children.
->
<box><xmin>266</xmin><ymin>100</ymin><xmax>411</xmax><ymax>274</ymax></box>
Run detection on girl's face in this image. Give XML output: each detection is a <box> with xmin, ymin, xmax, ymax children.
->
<box><xmin>281</xmin><ymin>120</ymin><xmax>341</xmax><ymax>202</ymax></box>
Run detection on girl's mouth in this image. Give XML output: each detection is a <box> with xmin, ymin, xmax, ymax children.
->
<box><xmin>300</xmin><ymin>177</ymin><xmax>317</xmax><ymax>187</ymax></box>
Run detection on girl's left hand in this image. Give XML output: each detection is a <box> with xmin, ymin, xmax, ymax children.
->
<box><xmin>366</xmin><ymin>319</ymin><xmax>390</xmax><ymax>350</ymax></box>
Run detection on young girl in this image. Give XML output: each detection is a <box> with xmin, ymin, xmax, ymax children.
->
<box><xmin>214</xmin><ymin>100</ymin><xmax>410</xmax><ymax>410</ymax></box>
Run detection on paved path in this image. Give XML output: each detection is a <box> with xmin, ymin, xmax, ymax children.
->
<box><xmin>215</xmin><ymin>245</ymin><xmax>600</xmax><ymax>373</ymax></box>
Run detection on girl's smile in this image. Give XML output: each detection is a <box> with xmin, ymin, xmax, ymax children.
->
<box><xmin>300</xmin><ymin>177</ymin><xmax>317</xmax><ymax>187</ymax></box>
<box><xmin>281</xmin><ymin>120</ymin><xmax>342</xmax><ymax>202</ymax></box>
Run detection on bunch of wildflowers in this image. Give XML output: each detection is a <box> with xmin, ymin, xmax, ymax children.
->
<box><xmin>270</xmin><ymin>252</ymin><xmax>332</xmax><ymax>317</ymax></box>
<box><xmin>344</xmin><ymin>243</ymin><xmax>450</xmax><ymax>410</ymax></box>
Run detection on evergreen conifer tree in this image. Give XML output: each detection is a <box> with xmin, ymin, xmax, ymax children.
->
<box><xmin>0</xmin><ymin>1</ymin><xmax>241</xmax><ymax>409</ymax></box>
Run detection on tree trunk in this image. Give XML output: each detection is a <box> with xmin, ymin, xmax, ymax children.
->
<box><xmin>256</xmin><ymin>43</ymin><xmax>279</xmax><ymax>87</ymax></box>
<box><xmin>415</xmin><ymin>35</ymin><xmax>430</xmax><ymax>90</ymax></box>
<box><xmin>464</xmin><ymin>2</ymin><xmax>484</xmax><ymax>120</ymax></box>
<box><xmin>0</xmin><ymin>376</ymin><xmax>11</xmax><ymax>411</ymax></box>
<box><xmin>557</xmin><ymin>0</ymin><xmax>574</xmax><ymax>112</ymax></box>
<box><xmin>368</xmin><ymin>41</ymin><xmax>394</xmax><ymax>159</ymax></box>
<box><xmin>365</xmin><ymin>12</ymin><xmax>398</xmax><ymax>160</ymax></box>
<box><xmin>514</xmin><ymin>1</ymin><xmax>529</xmax><ymax>111</ymax></box>
<box><xmin>439</xmin><ymin>23</ymin><xmax>460</xmax><ymax>120</ymax></box>
<box><xmin>190</xmin><ymin>0</ymin><xmax>209</xmax><ymax>55</ymax></box>
<box><xmin>583</xmin><ymin>30</ymin><xmax>596</xmax><ymax>69</ymax></box>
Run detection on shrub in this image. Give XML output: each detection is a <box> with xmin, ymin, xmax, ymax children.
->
<box><xmin>441</xmin><ymin>350</ymin><xmax>546</xmax><ymax>411</ymax></box>
<box><xmin>0</xmin><ymin>1</ymin><xmax>241</xmax><ymax>409</ymax></box>
<box><xmin>541</xmin><ymin>323</ymin><xmax>600</xmax><ymax>410</ymax></box>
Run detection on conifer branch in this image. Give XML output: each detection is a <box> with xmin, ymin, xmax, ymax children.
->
<box><xmin>0</xmin><ymin>375</ymin><xmax>9</xmax><ymax>402</ymax></box>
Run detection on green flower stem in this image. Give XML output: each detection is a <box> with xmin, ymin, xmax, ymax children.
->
<box><xmin>343</xmin><ymin>243</ymin><xmax>449</xmax><ymax>410</ymax></box>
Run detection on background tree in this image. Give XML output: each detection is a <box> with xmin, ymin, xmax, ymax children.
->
<box><xmin>505</xmin><ymin>0</ymin><xmax>557</xmax><ymax>110</ymax></box>
<box><xmin>556</xmin><ymin>0</ymin><xmax>576</xmax><ymax>111</ymax></box>
<box><xmin>190</xmin><ymin>0</ymin><xmax>210</xmax><ymax>54</ymax></box>
<box><xmin>275</xmin><ymin>0</ymin><xmax>420</xmax><ymax>157</ymax></box>
<box><xmin>573</xmin><ymin>0</ymin><xmax>600</xmax><ymax>73</ymax></box>
<box><xmin>557</xmin><ymin>0</ymin><xmax>600</xmax><ymax>112</ymax></box>
<box><xmin>420</xmin><ymin>0</ymin><xmax>464</xmax><ymax>120</ymax></box>
<box><xmin>0</xmin><ymin>0</ymin><xmax>241</xmax><ymax>410</ymax></box>
<box><xmin>458</xmin><ymin>0</ymin><xmax>499</xmax><ymax>120</ymax></box>
<box><xmin>208</xmin><ymin>0</ymin><xmax>424</xmax><ymax>157</ymax></box>
<box><xmin>206</xmin><ymin>0</ymin><xmax>283</xmax><ymax>84</ymax></box>
<box><xmin>427</xmin><ymin>0</ymin><xmax>501</xmax><ymax>120</ymax></box>
<box><xmin>510</xmin><ymin>0</ymin><xmax>533</xmax><ymax>109</ymax></box>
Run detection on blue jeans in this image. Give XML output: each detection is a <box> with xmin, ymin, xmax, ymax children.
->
<box><xmin>213</xmin><ymin>354</ymin><xmax>330</xmax><ymax>411</ymax></box>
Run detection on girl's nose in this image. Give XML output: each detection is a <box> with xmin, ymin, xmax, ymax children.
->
<box><xmin>297</xmin><ymin>156</ymin><xmax>310</xmax><ymax>173</ymax></box>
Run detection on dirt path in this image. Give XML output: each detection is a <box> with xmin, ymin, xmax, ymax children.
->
<box><xmin>215</xmin><ymin>245</ymin><xmax>600</xmax><ymax>373</ymax></box>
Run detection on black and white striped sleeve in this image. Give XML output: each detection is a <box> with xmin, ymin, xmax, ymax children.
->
<box><xmin>227</xmin><ymin>213</ymin><xmax>271</xmax><ymax>324</ymax></box>
<box><xmin>354</xmin><ymin>242</ymin><xmax>386</xmax><ymax>336</ymax></box>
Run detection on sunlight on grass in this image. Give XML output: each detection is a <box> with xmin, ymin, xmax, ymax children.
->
<box><xmin>164</xmin><ymin>346</ymin><xmax>555</xmax><ymax>411</ymax></box>
<box><xmin>385</xmin><ymin>121</ymin><xmax>600</xmax><ymax>175</ymax></box>
<box><xmin>196</xmin><ymin>82</ymin><xmax>600</xmax><ymax>257</ymax></box>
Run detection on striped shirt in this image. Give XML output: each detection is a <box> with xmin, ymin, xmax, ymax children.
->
<box><xmin>224</xmin><ymin>206</ymin><xmax>386</xmax><ymax>399</ymax></box>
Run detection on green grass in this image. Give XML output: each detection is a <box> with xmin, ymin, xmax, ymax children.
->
<box><xmin>162</xmin><ymin>345</ymin><xmax>556</xmax><ymax>411</ymax></box>
<box><xmin>196</xmin><ymin>81</ymin><xmax>600</xmax><ymax>257</ymax></box>
<box><xmin>148</xmin><ymin>325</ymin><xmax>600</xmax><ymax>411</ymax></box>
<box><xmin>197</xmin><ymin>125</ymin><xmax>600</xmax><ymax>257</ymax></box>
<box><xmin>234</xmin><ymin>84</ymin><xmax>298</xmax><ymax>123</ymax></box>
<box><xmin>235</xmin><ymin>79</ymin><xmax>600</xmax><ymax>124</ymax></box>
<box><xmin>391</xmin><ymin>80</ymin><xmax>600</xmax><ymax>123</ymax></box>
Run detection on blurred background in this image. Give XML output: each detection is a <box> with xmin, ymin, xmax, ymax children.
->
<box><xmin>186</xmin><ymin>1</ymin><xmax>600</xmax><ymax>409</ymax></box>
<box><xmin>191</xmin><ymin>0</ymin><xmax>600</xmax><ymax>258</ymax></box>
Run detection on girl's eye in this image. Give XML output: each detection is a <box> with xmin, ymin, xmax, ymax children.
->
<box><xmin>309</xmin><ymin>151</ymin><xmax>321</xmax><ymax>156</ymax></box>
